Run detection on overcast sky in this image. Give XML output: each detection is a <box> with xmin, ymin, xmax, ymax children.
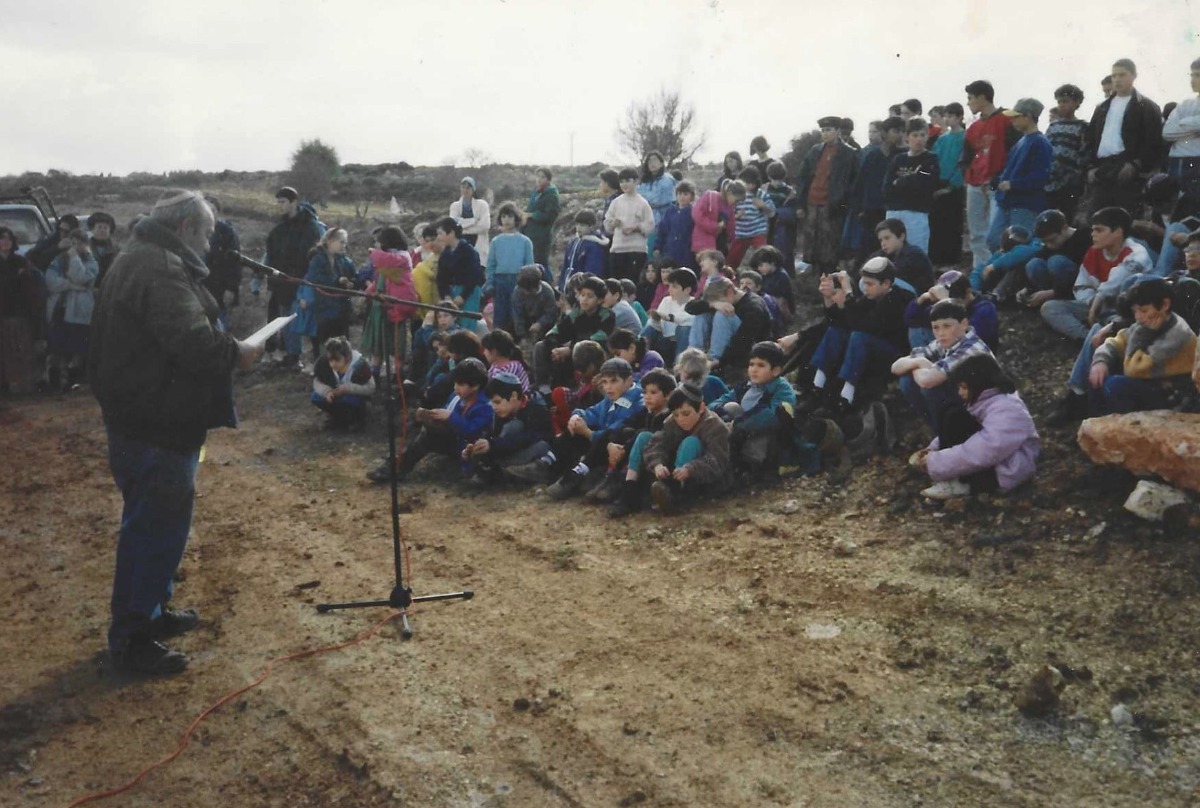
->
<box><xmin>4</xmin><ymin>0</ymin><xmax>1198</xmax><ymax>176</ymax></box>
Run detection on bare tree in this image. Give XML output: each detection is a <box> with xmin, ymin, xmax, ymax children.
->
<box><xmin>615</xmin><ymin>89</ymin><xmax>706</xmax><ymax>168</ymax></box>
<box><xmin>461</xmin><ymin>147</ymin><xmax>494</xmax><ymax>168</ymax></box>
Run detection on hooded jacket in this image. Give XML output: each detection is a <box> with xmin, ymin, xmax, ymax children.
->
<box><xmin>265</xmin><ymin>203</ymin><xmax>324</xmax><ymax>290</ymax></box>
<box><xmin>44</xmin><ymin>249</ymin><xmax>99</xmax><ymax>326</ymax></box>
<box><xmin>89</xmin><ymin>217</ymin><xmax>240</xmax><ymax>453</ymax></box>
<box><xmin>642</xmin><ymin>407</ymin><xmax>731</xmax><ymax>485</ymax></box>
<box><xmin>926</xmin><ymin>390</ymin><xmax>1040</xmax><ymax>491</ymax></box>
<box><xmin>691</xmin><ymin>190</ymin><xmax>724</xmax><ymax>253</ymax></box>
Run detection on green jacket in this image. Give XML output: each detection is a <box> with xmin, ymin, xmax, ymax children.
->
<box><xmin>89</xmin><ymin>218</ymin><xmax>240</xmax><ymax>453</ymax></box>
<box><xmin>522</xmin><ymin>185</ymin><xmax>560</xmax><ymax>248</ymax></box>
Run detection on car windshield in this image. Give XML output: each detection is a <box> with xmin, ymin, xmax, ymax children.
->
<box><xmin>0</xmin><ymin>209</ymin><xmax>49</xmax><ymax>250</ymax></box>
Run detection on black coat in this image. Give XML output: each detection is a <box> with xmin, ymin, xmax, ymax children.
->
<box><xmin>1087</xmin><ymin>89</ymin><xmax>1164</xmax><ymax>171</ymax></box>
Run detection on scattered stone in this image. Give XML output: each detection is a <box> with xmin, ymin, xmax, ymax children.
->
<box><xmin>512</xmin><ymin>697</ymin><xmax>531</xmax><ymax>712</ymax></box>
<box><xmin>1078</xmin><ymin>412</ymin><xmax>1200</xmax><ymax>492</ymax></box>
<box><xmin>1111</xmin><ymin>703</ymin><xmax>1134</xmax><ymax>728</ymax></box>
<box><xmin>295</xmin><ymin>580</ymin><xmax>320</xmax><ymax>591</ymax></box>
<box><xmin>832</xmin><ymin>539</ymin><xmax>858</xmax><ymax>557</ymax></box>
<box><xmin>778</xmin><ymin>499</ymin><xmax>801</xmax><ymax>514</ymax></box>
<box><xmin>618</xmin><ymin>790</ymin><xmax>648</xmax><ymax>806</ymax></box>
<box><xmin>805</xmin><ymin>623</ymin><xmax>841</xmax><ymax>640</ymax></box>
<box><xmin>1123</xmin><ymin>480</ymin><xmax>1192</xmax><ymax>522</ymax></box>
<box><xmin>1014</xmin><ymin>665</ymin><xmax>1065</xmax><ymax>717</ymax></box>
<box><xmin>644</xmin><ymin>528</ymin><xmax>663</xmax><ymax>540</ymax></box>
<box><xmin>1085</xmin><ymin>522</ymin><xmax>1107</xmax><ymax>540</ymax></box>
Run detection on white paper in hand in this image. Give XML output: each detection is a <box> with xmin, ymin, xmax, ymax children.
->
<box><xmin>243</xmin><ymin>315</ymin><xmax>296</xmax><ymax>349</ymax></box>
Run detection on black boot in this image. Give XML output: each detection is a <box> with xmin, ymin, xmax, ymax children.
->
<box><xmin>607</xmin><ymin>479</ymin><xmax>642</xmax><ymax>518</ymax></box>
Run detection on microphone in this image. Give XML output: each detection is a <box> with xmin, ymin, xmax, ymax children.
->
<box><xmin>233</xmin><ymin>252</ymin><xmax>283</xmax><ymax>277</ymax></box>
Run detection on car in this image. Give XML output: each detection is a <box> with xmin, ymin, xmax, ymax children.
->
<box><xmin>0</xmin><ymin>186</ymin><xmax>59</xmax><ymax>256</ymax></box>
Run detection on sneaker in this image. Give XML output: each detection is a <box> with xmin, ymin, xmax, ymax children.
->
<box><xmin>113</xmin><ymin>638</ymin><xmax>188</xmax><ymax>676</ymax></box>
<box><xmin>585</xmin><ymin>474</ymin><xmax>621</xmax><ymax>503</ymax></box>
<box><xmin>921</xmin><ymin>480</ymin><xmax>971</xmax><ymax>500</ymax></box>
<box><xmin>607</xmin><ymin>481</ymin><xmax>642</xmax><ymax>518</ymax></box>
<box><xmin>367</xmin><ymin>461</ymin><xmax>395</xmax><ymax>483</ymax></box>
<box><xmin>650</xmin><ymin>480</ymin><xmax>677</xmax><ymax>513</ymax></box>
<box><xmin>150</xmin><ymin>608</ymin><xmax>199</xmax><ymax>639</ymax></box>
<box><xmin>908</xmin><ymin>449</ymin><xmax>925</xmax><ymax>469</ymax></box>
<box><xmin>505</xmin><ymin>460</ymin><xmax>555</xmax><ymax>484</ymax></box>
<box><xmin>547</xmin><ymin>471</ymin><xmax>584</xmax><ymax>501</ymax></box>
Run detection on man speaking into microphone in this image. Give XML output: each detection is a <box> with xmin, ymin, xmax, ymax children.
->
<box><xmin>90</xmin><ymin>190</ymin><xmax>262</xmax><ymax>675</ymax></box>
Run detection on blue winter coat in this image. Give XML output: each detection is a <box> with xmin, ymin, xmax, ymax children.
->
<box><xmin>304</xmin><ymin>252</ymin><xmax>355</xmax><ymax>324</ymax></box>
<box><xmin>637</xmin><ymin>174</ymin><xmax>678</xmax><ymax>225</ymax></box>
<box><xmin>561</xmin><ymin>237</ymin><xmax>607</xmax><ymax>290</ymax></box>
<box><xmin>656</xmin><ymin>204</ymin><xmax>695</xmax><ymax>265</ymax></box>
<box><xmin>573</xmin><ymin>384</ymin><xmax>645</xmax><ymax>437</ymax></box>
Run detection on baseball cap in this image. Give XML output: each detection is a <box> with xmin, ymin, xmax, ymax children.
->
<box><xmin>1003</xmin><ymin>98</ymin><xmax>1045</xmax><ymax>120</ymax></box>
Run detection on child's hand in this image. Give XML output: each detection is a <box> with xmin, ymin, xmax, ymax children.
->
<box><xmin>298</xmin><ymin>299</ymin><xmax>307</xmax><ymax>309</ymax></box>
<box><xmin>653</xmin><ymin>464</ymin><xmax>671</xmax><ymax>480</ymax></box>
<box><xmin>1089</xmin><ymin>363</ymin><xmax>1110</xmax><ymax>389</ymax></box>
<box><xmin>1091</xmin><ymin>323</ymin><xmax>1114</xmax><ymax>348</ymax></box>
<box><xmin>324</xmin><ymin>390</ymin><xmax>336</xmax><ymax>404</ymax></box>
<box><xmin>472</xmin><ymin>439</ymin><xmax>490</xmax><ymax>455</ymax></box>
<box><xmin>981</xmin><ymin>264</ymin><xmax>995</xmax><ymax>278</ymax></box>
<box><xmin>649</xmin><ymin>310</ymin><xmax>662</xmax><ymax>321</ymax></box>
<box><xmin>428</xmin><ymin>408</ymin><xmax>450</xmax><ymax>422</ymax></box>
<box><xmin>777</xmin><ymin>332</ymin><xmax>798</xmax><ymax>350</ymax></box>
<box><xmin>713</xmin><ymin>301</ymin><xmax>735</xmax><ymax>316</ymax></box>
<box><xmin>672</xmin><ymin>465</ymin><xmax>690</xmax><ymax>482</ymax></box>
<box><xmin>414</xmin><ymin>408</ymin><xmax>431</xmax><ymax>424</ymax></box>
<box><xmin>551</xmin><ymin>346</ymin><xmax>571</xmax><ymax>361</ymax></box>
<box><xmin>734</xmin><ymin>210</ymin><xmax>744</xmax><ymax>219</ymax></box>
<box><xmin>607</xmin><ymin>443</ymin><xmax>625</xmax><ymax>465</ymax></box>
<box><xmin>622</xmin><ymin>226</ymin><xmax>638</xmax><ymax>235</ymax></box>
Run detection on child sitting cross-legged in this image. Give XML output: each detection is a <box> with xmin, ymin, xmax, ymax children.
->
<box><xmin>608</xmin><ymin>382</ymin><xmax>732</xmax><ymax>516</ymax></box>
<box><xmin>914</xmin><ymin>354</ymin><xmax>1040</xmax><ymax>500</ymax></box>
<box><xmin>905</xmin><ymin>269</ymin><xmax>999</xmax><ymax>351</ymax></box>
<box><xmin>310</xmin><ymin>336</ymin><xmax>376</xmax><ymax>430</ymax></box>
<box><xmin>641</xmin><ymin>267</ymin><xmax>697</xmax><ymax>364</ymax></box>
<box><xmin>1087</xmin><ymin>277</ymin><xmax>1198</xmax><ymax>415</ymax></box>
<box><xmin>549</xmin><ymin>339</ymin><xmax>607</xmax><ymax>435</ymax></box>
<box><xmin>711</xmin><ymin>341</ymin><xmax>797</xmax><ymax>481</ymax></box>
<box><xmin>510</xmin><ymin>358</ymin><xmax>645</xmax><ymax>497</ymax></box>
<box><xmin>368</xmin><ymin>358</ymin><xmax>494</xmax><ymax>483</ymax></box>
<box><xmin>532</xmin><ymin>275</ymin><xmax>615</xmax><ymax>392</ymax></box>
<box><xmin>461</xmin><ymin>372</ymin><xmax>554</xmax><ymax>485</ymax></box>
<box><xmin>892</xmin><ymin>298</ymin><xmax>995</xmax><ymax>430</ymax></box>
<box><xmin>481</xmin><ymin>329</ymin><xmax>531</xmax><ymax>394</ymax></box>
<box><xmin>585</xmin><ymin>367</ymin><xmax>676</xmax><ymax>503</ymax></box>
<box><xmin>512</xmin><ymin>265</ymin><xmax>559</xmax><ymax>346</ymax></box>
<box><xmin>674</xmin><ymin>346</ymin><xmax>730</xmax><ymax>404</ymax></box>
<box><xmin>608</xmin><ymin>328</ymin><xmax>664</xmax><ymax>382</ymax></box>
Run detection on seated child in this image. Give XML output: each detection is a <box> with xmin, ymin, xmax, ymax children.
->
<box><xmin>481</xmin><ymin>329</ymin><xmax>531</xmax><ymax>394</ymax></box>
<box><xmin>905</xmin><ymin>270</ymin><xmax>999</xmax><ymax>350</ymax></box>
<box><xmin>533</xmin><ymin>276</ymin><xmax>615</xmax><ymax>391</ymax></box>
<box><xmin>711</xmin><ymin>341</ymin><xmax>797</xmax><ymax>479</ymax></box>
<box><xmin>674</xmin><ymin>346</ymin><xmax>730</xmax><ymax>404</ymax></box>
<box><xmin>368</xmin><ymin>358</ymin><xmax>494</xmax><ymax>483</ymax></box>
<box><xmin>914</xmin><ymin>354</ymin><xmax>1039</xmax><ymax>499</ymax></box>
<box><xmin>585</xmin><ymin>367</ymin><xmax>676</xmax><ymax>503</ymax></box>
<box><xmin>805</xmin><ymin>257</ymin><xmax>914</xmax><ymax>414</ymax></box>
<box><xmin>1017</xmin><ymin>209</ymin><xmax>1093</xmax><ymax>309</ymax></box>
<box><xmin>561</xmin><ymin>210</ymin><xmax>608</xmax><ymax>291</ymax></box>
<box><xmin>463</xmin><ymin>372</ymin><xmax>553</xmax><ymax>484</ymax></box>
<box><xmin>620</xmin><ymin>278</ymin><xmax>648</xmax><ymax>325</ymax></box>
<box><xmin>642</xmin><ymin>267</ymin><xmax>697</xmax><ymax>363</ymax></box>
<box><xmin>694</xmin><ymin>249</ymin><xmax>725</xmax><ymax>298</ymax></box>
<box><xmin>608</xmin><ymin>328</ymin><xmax>664</xmax><ymax>381</ymax></box>
<box><xmin>748</xmin><ymin>245</ymin><xmax>795</xmax><ymax>323</ymax></box>
<box><xmin>411</xmin><ymin>303</ymin><xmax>462</xmax><ymax>383</ymax></box>
<box><xmin>411</xmin><ymin>223</ymin><xmax>442</xmax><ymax>307</ymax></box>
<box><xmin>604</xmin><ymin>278</ymin><xmax>644</xmax><ymax>333</ymax></box>
<box><xmin>637</xmin><ymin>261</ymin><xmax>670</xmax><ymax>312</ymax></box>
<box><xmin>609</xmin><ymin>381</ymin><xmax>732</xmax><ymax>516</ymax></box>
<box><xmin>968</xmin><ymin>225</ymin><xmax>1042</xmax><ymax>299</ymax></box>
<box><xmin>738</xmin><ymin>270</ymin><xmax>787</xmax><ymax>336</ymax></box>
<box><xmin>1041</xmin><ymin>206</ymin><xmax>1154</xmax><ymax>342</ymax></box>
<box><xmin>684</xmin><ymin>275</ymin><xmax>775</xmax><ymax>384</ymax></box>
<box><xmin>550</xmin><ymin>339</ymin><xmax>607</xmax><ymax>435</ymax></box>
<box><xmin>871</xmin><ymin>218</ymin><xmax>934</xmax><ymax>294</ymax></box>
<box><xmin>892</xmin><ymin>298</ymin><xmax>995</xmax><ymax>429</ymax></box>
<box><xmin>310</xmin><ymin>336</ymin><xmax>376</xmax><ymax>429</ymax></box>
<box><xmin>1088</xmin><ymin>277</ymin><xmax>1197</xmax><ymax>415</ymax></box>
<box><xmin>422</xmin><ymin>330</ymin><xmax>485</xmax><ymax>410</ymax></box>
<box><xmin>515</xmin><ymin>358</ymin><xmax>645</xmax><ymax>497</ymax></box>
<box><xmin>512</xmin><ymin>265</ymin><xmax>559</xmax><ymax>345</ymax></box>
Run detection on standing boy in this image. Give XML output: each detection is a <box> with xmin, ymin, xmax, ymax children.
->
<box><xmin>989</xmin><ymin>98</ymin><xmax>1053</xmax><ymax>251</ymax></box>
<box><xmin>849</xmin><ymin>116</ymin><xmax>904</xmax><ymax>264</ymax></box>
<box><xmin>962</xmin><ymin>80</ymin><xmax>1017</xmax><ymax>267</ymax></box>
<box><xmin>603</xmin><ymin>168</ymin><xmax>656</xmax><ymax>284</ymax></box>
<box><xmin>1086</xmin><ymin>59</ymin><xmax>1163</xmax><ymax>216</ymax></box>
<box><xmin>796</xmin><ymin>116</ymin><xmax>860</xmax><ymax>275</ymax></box>
<box><xmin>928</xmin><ymin>103</ymin><xmax>966</xmax><ymax>266</ymax></box>
<box><xmin>655</xmin><ymin>180</ymin><xmax>697</xmax><ymax>268</ymax></box>
<box><xmin>883</xmin><ymin>118</ymin><xmax>940</xmax><ymax>252</ymax></box>
<box><xmin>1044</xmin><ymin>84</ymin><xmax>1091</xmax><ymax>221</ymax></box>
<box><xmin>560</xmin><ymin>209</ymin><xmax>607</xmax><ymax>291</ymax></box>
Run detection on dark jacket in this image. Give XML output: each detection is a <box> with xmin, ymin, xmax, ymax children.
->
<box><xmin>436</xmin><ymin>239</ymin><xmax>485</xmax><ymax>300</ymax></box>
<box><xmin>643</xmin><ymin>408</ymin><xmax>731</xmax><ymax>485</ymax></box>
<box><xmin>304</xmin><ymin>251</ymin><xmax>356</xmax><ymax>323</ymax></box>
<box><xmin>89</xmin><ymin>218</ymin><xmax>240</xmax><ymax>453</ymax></box>
<box><xmin>796</xmin><ymin>141</ymin><xmax>859</xmax><ymax>209</ymax></box>
<box><xmin>486</xmin><ymin>398</ymin><xmax>553</xmax><ymax>461</ymax></box>
<box><xmin>1087</xmin><ymin>89</ymin><xmax>1164</xmax><ymax>171</ymax></box>
<box><xmin>870</xmin><ymin>244</ymin><xmax>934</xmax><ymax>293</ymax></box>
<box><xmin>656</xmin><ymin>203</ymin><xmax>696</xmax><ymax>265</ymax></box>
<box><xmin>0</xmin><ymin>251</ymin><xmax>40</xmax><ymax>321</ymax></box>
<box><xmin>825</xmin><ymin>286</ymin><xmax>914</xmax><ymax>351</ymax></box>
<box><xmin>203</xmin><ymin>218</ymin><xmax>241</xmax><ymax>300</ymax></box>
<box><xmin>544</xmin><ymin>305</ymin><xmax>615</xmax><ymax>348</ymax></box>
<box><xmin>522</xmin><ymin>185</ymin><xmax>561</xmax><ymax>249</ymax></box>
<box><xmin>883</xmin><ymin>150</ymin><xmax>941</xmax><ymax>212</ymax></box>
<box><xmin>265</xmin><ymin>204</ymin><xmax>324</xmax><ymax>291</ymax></box>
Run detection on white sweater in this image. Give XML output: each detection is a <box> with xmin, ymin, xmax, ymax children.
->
<box><xmin>603</xmin><ymin>193</ymin><xmax>655</xmax><ymax>254</ymax></box>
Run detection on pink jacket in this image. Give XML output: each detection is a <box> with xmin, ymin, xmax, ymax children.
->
<box><xmin>926</xmin><ymin>390</ymin><xmax>1040</xmax><ymax>491</ymax></box>
<box><xmin>368</xmin><ymin>248</ymin><xmax>417</xmax><ymax>322</ymax></box>
<box><xmin>691</xmin><ymin>190</ymin><xmax>723</xmax><ymax>253</ymax></box>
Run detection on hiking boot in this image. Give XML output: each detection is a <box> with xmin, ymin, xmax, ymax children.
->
<box><xmin>650</xmin><ymin>480</ymin><xmax>677</xmax><ymax>513</ymax></box>
<box><xmin>150</xmin><ymin>608</ymin><xmax>199</xmax><ymax>639</ymax></box>
<box><xmin>113</xmin><ymin>638</ymin><xmax>189</xmax><ymax>676</ymax></box>
<box><xmin>367</xmin><ymin>459</ymin><xmax>411</xmax><ymax>483</ymax></box>
<box><xmin>585</xmin><ymin>474</ymin><xmax>622</xmax><ymax>503</ymax></box>
<box><xmin>547</xmin><ymin>471</ymin><xmax>584</xmax><ymax>501</ymax></box>
<box><xmin>921</xmin><ymin>480</ymin><xmax>971</xmax><ymax>500</ymax></box>
<box><xmin>505</xmin><ymin>459</ymin><xmax>555</xmax><ymax>484</ymax></box>
<box><xmin>607</xmin><ymin>480</ymin><xmax>642</xmax><ymax>518</ymax></box>
<box><xmin>844</xmin><ymin>407</ymin><xmax>878</xmax><ymax>464</ymax></box>
<box><xmin>1045</xmin><ymin>392</ymin><xmax>1088</xmax><ymax>428</ymax></box>
<box><xmin>808</xmin><ymin>418</ymin><xmax>853</xmax><ymax>485</ymax></box>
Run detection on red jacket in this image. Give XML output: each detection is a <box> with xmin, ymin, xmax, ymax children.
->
<box><xmin>962</xmin><ymin>110</ymin><xmax>1015</xmax><ymax>187</ymax></box>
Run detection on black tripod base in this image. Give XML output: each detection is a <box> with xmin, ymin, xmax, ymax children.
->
<box><xmin>316</xmin><ymin>586</ymin><xmax>474</xmax><ymax>639</ymax></box>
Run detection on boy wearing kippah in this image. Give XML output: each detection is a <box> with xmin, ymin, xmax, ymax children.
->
<box><xmin>465</xmin><ymin>373</ymin><xmax>554</xmax><ymax>484</ymax></box>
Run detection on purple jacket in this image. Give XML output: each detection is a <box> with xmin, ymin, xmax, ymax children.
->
<box><xmin>926</xmin><ymin>390</ymin><xmax>1039</xmax><ymax>491</ymax></box>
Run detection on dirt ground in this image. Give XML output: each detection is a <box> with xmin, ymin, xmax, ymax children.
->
<box><xmin>3</xmin><ymin>188</ymin><xmax>1200</xmax><ymax>806</ymax></box>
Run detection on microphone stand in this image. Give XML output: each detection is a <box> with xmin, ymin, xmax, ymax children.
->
<box><xmin>234</xmin><ymin>253</ymin><xmax>475</xmax><ymax>637</ymax></box>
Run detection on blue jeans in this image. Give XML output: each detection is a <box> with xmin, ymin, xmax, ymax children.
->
<box><xmin>1041</xmin><ymin>298</ymin><xmax>1091</xmax><ymax>341</ymax></box>
<box><xmin>1152</xmin><ymin>223</ymin><xmax>1190</xmax><ymax>278</ymax></box>
<box><xmin>641</xmin><ymin>324</ymin><xmax>682</xmax><ymax>364</ymax></box>
<box><xmin>490</xmin><ymin>274</ymin><xmax>518</xmax><ymax>332</ymax></box>
<box><xmin>886</xmin><ymin>210</ymin><xmax>930</xmax><ymax>252</ymax></box>
<box><xmin>811</xmin><ymin>327</ymin><xmax>899</xmax><ymax>386</ymax></box>
<box><xmin>1090</xmin><ymin>375</ymin><xmax>1171</xmax><ymax>415</ymax></box>
<box><xmin>1068</xmin><ymin>324</ymin><xmax>1104</xmax><ymax>394</ymax></box>
<box><xmin>899</xmin><ymin>374</ymin><xmax>958</xmax><ymax>430</ymax></box>
<box><xmin>688</xmin><ymin>311</ymin><xmax>741</xmax><ymax>361</ymax></box>
<box><xmin>966</xmin><ymin>184</ymin><xmax>994</xmax><ymax>267</ymax></box>
<box><xmin>986</xmin><ymin>206</ymin><xmax>1038</xmax><ymax>254</ymax></box>
<box><xmin>310</xmin><ymin>391</ymin><xmax>367</xmax><ymax>420</ymax></box>
<box><xmin>1025</xmin><ymin>255</ymin><xmax>1077</xmax><ymax>292</ymax></box>
<box><xmin>106</xmin><ymin>429</ymin><xmax>200</xmax><ymax>653</ymax></box>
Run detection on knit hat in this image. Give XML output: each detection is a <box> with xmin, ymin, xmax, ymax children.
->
<box><xmin>598</xmin><ymin>358</ymin><xmax>633</xmax><ymax>379</ymax></box>
<box><xmin>461</xmin><ymin>176</ymin><xmax>476</xmax><ymax>190</ymax></box>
